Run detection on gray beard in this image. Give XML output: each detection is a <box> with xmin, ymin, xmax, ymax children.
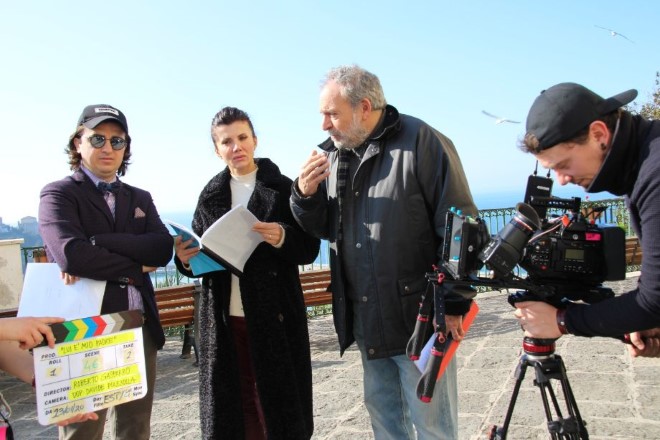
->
<box><xmin>331</xmin><ymin>110</ymin><xmax>371</xmax><ymax>150</ymax></box>
<box><xmin>334</xmin><ymin>128</ymin><xmax>369</xmax><ymax>150</ymax></box>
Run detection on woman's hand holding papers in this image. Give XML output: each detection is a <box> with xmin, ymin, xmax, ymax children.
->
<box><xmin>253</xmin><ymin>221</ymin><xmax>285</xmax><ymax>247</ymax></box>
<box><xmin>174</xmin><ymin>235</ymin><xmax>200</xmax><ymax>266</ymax></box>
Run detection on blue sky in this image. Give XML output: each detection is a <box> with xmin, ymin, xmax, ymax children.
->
<box><xmin>1</xmin><ymin>1</ymin><xmax>658</xmax><ymax>225</ymax></box>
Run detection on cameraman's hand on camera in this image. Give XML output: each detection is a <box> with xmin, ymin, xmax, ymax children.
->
<box><xmin>627</xmin><ymin>328</ymin><xmax>660</xmax><ymax>358</ymax></box>
<box><xmin>297</xmin><ymin>151</ymin><xmax>330</xmax><ymax>196</ymax></box>
<box><xmin>445</xmin><ymin>315</ymin><xmax>465</xmax><ymax>341</ymax></box>
<box><xmin>513</xmin><ymin>302</ymin><xmax>562</xmax><ymax>339</ymax></box>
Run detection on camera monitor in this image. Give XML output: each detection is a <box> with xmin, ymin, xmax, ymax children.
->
<box><xmin>524</xmin><ymin>174</ymin><xmax>553</xmax><ymax>219</ymax></box>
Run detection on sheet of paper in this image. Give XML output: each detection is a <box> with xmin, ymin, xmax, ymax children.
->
<box><xmin>18</xmin><ymin>263</ymin><xmax>106</xmax><ymax>321</ymax></box>
<box><xmin>201</xmin><ymin>204</ymin><xmax>264</xmax><ymax>275</ymax></box>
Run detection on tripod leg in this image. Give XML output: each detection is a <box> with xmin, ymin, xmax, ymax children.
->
<box><xmin>489</xmin><ymin>355</ymin><xmax>530</xmax><ymax>440</ymax></box>
<box><xmin>535</xmin><ymin>378</ymin><xmax>565</xmax><ymax>439</ymax></box>
<box><xmin>555</xmin><ymin>356</ymin><xmax>588</xmax><ymax>439</ymax></box>
<box><xmin>530</xmin><ymin>356</ymin><xmax>589</xmax><ymax>439</ymax></box>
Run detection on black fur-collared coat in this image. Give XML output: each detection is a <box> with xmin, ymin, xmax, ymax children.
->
<box><xmin>176</xmin><ymin>158</ymin><xmax>319</xmax><ymax>439</ymax></box>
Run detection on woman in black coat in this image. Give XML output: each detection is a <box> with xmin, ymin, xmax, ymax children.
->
<box><xmin>174</xmin><ymin>107</ymin><xmax>320</xmax><ymax>439</ymax></box>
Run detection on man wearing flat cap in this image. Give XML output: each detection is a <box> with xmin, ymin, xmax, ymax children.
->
<box><xmin>513</xmin><ymin>82</ymin><xmax>660</xmax><ymax>357</ymax></box>
<box><xmin>38</xmin><ymin>104</ymin><xmax>173</xmax><ymax>439</ymax></box>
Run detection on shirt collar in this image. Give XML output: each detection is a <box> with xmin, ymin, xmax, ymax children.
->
<box><xmin>80</xmin><ymin>166</ymin><xmax>118</xmax><ymax>187</ymax></box>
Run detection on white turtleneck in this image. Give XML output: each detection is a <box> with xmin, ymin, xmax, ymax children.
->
<box><xmin>228</xmin><ymin>168</ymin><xmax>258</xmax><ymax>317</ymax></box>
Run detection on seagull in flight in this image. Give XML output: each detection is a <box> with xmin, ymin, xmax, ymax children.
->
<box><xmin>481</xmin><ymin>110</ymin><xmax>520</xmax><ymax>124</ymax></box>
<box><xmin>595</xmin><ymin>25</ymin><xmax>634</xmax><ymax>43</ymax></box>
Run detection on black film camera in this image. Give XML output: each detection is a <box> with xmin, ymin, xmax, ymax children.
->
<box><xmin>440</xmin><ymin>195</ymin><xmax>625</xmax><ymax>304</ymax></box>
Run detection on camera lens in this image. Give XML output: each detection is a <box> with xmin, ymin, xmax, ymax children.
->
<box><xmin>478</xmin><ymin>202</ymin><xmax>540</xmax><ymax>277</ymax></box>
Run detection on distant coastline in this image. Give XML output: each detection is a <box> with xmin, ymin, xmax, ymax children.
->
<box><xmin>472</xmin><ymin>187</ymin><xmax>616</xmax><ymax>210</ymax></box>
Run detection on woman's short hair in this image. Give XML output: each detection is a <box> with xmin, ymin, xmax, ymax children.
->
<box><xmin>210</xmin><ymin>107</ymin><xmax>255</xmax><ymax>144</ymax></box>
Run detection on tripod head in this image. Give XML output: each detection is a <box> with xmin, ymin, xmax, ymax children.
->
<box><xmin>521</xmin><ymin>336</ymin><xmax>557</xmax><ymax>357</ymax></box>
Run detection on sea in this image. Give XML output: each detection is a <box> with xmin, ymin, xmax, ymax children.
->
<box><xmin>162</xmin><ymin>189</ymin><xmax>616</xmax><ymax>231</ymax></box>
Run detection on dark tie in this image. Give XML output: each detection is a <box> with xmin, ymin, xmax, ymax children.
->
<box><xmin>97</xmin><ymin>180</ymin><xmax>143</xmax><ymax>311</ymax></box>
<box><xmin>336</xmin><ymin>149</ymin><xmax>350</xmax><ymax>242</ymax></box>
<box><xmin>97</xmin><ymin>181</ymin><xmax>121</xmax><ymax>194</ymax></box>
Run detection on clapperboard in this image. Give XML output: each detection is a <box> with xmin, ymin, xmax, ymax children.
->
<box><xmin>32</xmin><ymin>310</ymin><xmax>147</xmax><ymax>425</ymax></box>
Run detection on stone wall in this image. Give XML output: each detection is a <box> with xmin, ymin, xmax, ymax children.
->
<box><xmin>0</xmin><ymin>238</ymin><xmax>24</xmax><ymax>311</ymax></box>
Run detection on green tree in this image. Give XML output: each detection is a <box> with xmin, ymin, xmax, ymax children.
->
<box><xmin>630</xmin><ymin>71</ymin><xmax>660</xmax><ymax>120</ymax></box>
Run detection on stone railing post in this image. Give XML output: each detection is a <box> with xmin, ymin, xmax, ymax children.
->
<box><xmin>0</xmin><ymin>238</ymin><xmax>25</xmax><ymax>312</ymax></box>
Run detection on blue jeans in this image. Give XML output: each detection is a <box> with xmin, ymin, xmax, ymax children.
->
<box><xmin>353</xmin><ymin>308</ymin><xmax>458</xmax><ymax>440</ymax></box>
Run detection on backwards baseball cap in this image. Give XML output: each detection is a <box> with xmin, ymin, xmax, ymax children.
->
<box><xmin>525</xmin><ymin>82</ymin><xmax>637</xmax><ymax>152</ymax></box>
<box><xmin>77</xmin><ymin>104</ymin><xmax>129</xmax><ymax>134</ymax></box>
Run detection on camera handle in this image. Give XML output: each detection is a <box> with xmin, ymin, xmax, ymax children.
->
<box><xmin>408</xmin><ymin>270</ymin><xmax>546</xmax><ymax>404</ymax></box>
<box><xmin>406</xmin><ymin>271</ymin><xmax>453</xmax><ymax>403</ymax></box>
<box><xmin>416</xmin><ymin>274</ymin><xmax>450</xmax><ymax>402</ymax></box>
<box><xmin>406</xmin><ymin>272</ymin><xmax>452</xmax><ymax>403</ymax></box>
<box><xmin>406</xmin><ymin>282</ymin><xmax>435</xmax><ymax>361</ymax></box>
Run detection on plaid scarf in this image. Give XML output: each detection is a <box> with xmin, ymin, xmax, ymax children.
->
<box><xmin>336</xmin><ymin>149</ymin><xmax>351</xmax><ymax>242</ymax></box>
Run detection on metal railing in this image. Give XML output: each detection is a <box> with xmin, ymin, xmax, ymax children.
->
<box><xmin>21</xmin><ymin>246</ymin><xmax>48</xmax><ymax>265</ymax></box>
<box><xmin>476</xmin><ymin>197</ymin><xmax>631</xmax><ymax>238</ymax></box>
<box><xmin>19</xmin><ymin>197</ymin><xmax>637</xmax><ymax>283</ymax></box>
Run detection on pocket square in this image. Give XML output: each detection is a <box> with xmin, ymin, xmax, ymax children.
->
<box><xmin>134</xmin><ymin>207</ymin><xmax>146</xmax><ymax>218</ymax></box>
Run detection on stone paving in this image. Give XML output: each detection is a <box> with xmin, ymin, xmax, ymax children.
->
<box><xmin>2</xmin><ymin>274</ymin><xmax>660</xmax><ymax>439</ymax></box>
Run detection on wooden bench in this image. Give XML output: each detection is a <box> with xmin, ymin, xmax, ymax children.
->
<box><xmin>300</xmin><ymin>269</ymin><xmax>332</xmax><ymax>307</ymax></box>
<box><xmin>155</xmin><ymin>282</ymin><xmax>199</xmax><ymax>328</ymax></box>
<box><xmin>154</xmin><ymin>281</ymin><xmax>201</xmax><ymax>363</ymax></box>
<box><xmin>625</xmin><ymin>236</ymin><xmax>643</xmax><ymax>267</ymax></box>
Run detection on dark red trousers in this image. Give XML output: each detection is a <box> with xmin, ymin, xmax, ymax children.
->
<box><xmin>230</xmin><ymin>317</ymin><xmax>267</xmax><ymax>440</ymax></box>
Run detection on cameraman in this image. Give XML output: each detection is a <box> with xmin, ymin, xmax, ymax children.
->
<box><xmin>514</xmin><ymin>82</ymin><xmax>660</xmax><ymax>358</ymax></box>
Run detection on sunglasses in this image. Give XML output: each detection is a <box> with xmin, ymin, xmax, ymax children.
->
<box><xmin>87</xmin><ymin>134</ymin><xmax>127</xmax><ymax>150</ymax></box>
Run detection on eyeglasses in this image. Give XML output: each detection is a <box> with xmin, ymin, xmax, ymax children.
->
<box><xmin>87</xmin><ymin>134</ymin><xmax>127</xmax><ymax>150</ymax></box>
